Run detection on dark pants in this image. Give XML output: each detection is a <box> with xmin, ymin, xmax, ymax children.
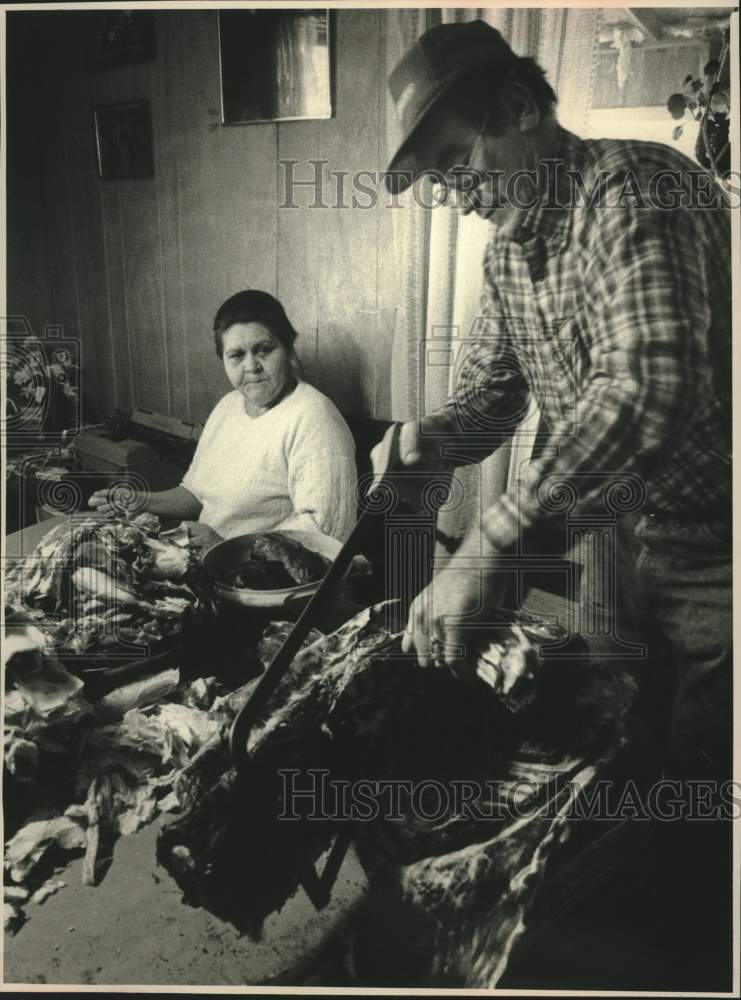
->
<box><xmin>577</xmin><ymin>511</ymin><xmax>733</xmax><ymax>989</ymax></box>
<box><xmin>578</xmin><ymin>510</ymin><xmax>732</xmax><ymax>777</ymax></box>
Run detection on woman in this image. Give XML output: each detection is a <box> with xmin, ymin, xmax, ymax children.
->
<box><xmin>90</xmin><ymin>290</ymin><xmax>357</xmax><ymax>548</ymax></box>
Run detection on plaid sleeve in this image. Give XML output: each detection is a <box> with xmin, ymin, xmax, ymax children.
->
<box><xmin>483</xmin><ymin>193</ymin><xmax>715</xmax><ymax>552</ymax></box>
<box><xmin>429</xmin><ymin>277</ymin><xmax>531</xmax><ymax>450</ymax></box>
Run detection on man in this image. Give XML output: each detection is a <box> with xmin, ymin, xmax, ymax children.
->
<box><xmin>374</xmin><ymin>19</ymin><xmax>733</xmax><ymax>987</ymax></box>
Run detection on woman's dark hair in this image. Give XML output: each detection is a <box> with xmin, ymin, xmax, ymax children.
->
<box><xmin>445</xmin><ymin>56</ymin><xmax>557</xmax><ymax>135</ymax></box>
<box><xmin>213</xmin><ymin>290</ymin><xmax>298</xmax><ymax>358</ymax></box>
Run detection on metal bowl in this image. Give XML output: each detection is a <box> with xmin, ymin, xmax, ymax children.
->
<box><xmin>202</xmin><ymin>529</ymin><xmax>342</xmax><ymax>609</ymax></box>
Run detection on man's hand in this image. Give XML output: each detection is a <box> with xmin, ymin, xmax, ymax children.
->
<box><xmin>181</xmin><ymin>521</ymin><xmax>222</xmax><ymax>556</ymax></box>
<box><xmin>371</xmin><ymin>420</ymin><xmax>445</xmax><ymax>476</ymax></box>
<box><xmin>402</xmin><ymin>528</ymin><xmax>510</xmax><ymax>676</ymax></box>
<box><xmin>369</xmin><ymin>419</ymin><xmax>452</xmax><ymax>511</ymax></box>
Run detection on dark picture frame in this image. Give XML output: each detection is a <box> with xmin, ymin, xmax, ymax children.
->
<box><xmin>218</xmin><ymin>9</ymin><xmax>333</xmax><ymax>125</ymax></box>
<box><xmin>93</xmin><ymin>100</ymin><xmax>154</xmax><ymax>180</ymax></box>
<box><xmin>84</xmin><ymin>11</ymin><xmax>157</xmax><ymax>73</ymax></box>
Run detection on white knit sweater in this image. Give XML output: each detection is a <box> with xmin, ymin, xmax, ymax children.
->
<box><xmin>182</xmin><ymin>381</ymin><xmax>357</xmax><ymax>542</ymax></box>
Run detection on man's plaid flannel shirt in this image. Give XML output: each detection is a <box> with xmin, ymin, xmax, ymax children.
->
<box><xmin>434</xmin><ymin>127</ymin><xmax>732</xmax><ymax>553</ymax></box>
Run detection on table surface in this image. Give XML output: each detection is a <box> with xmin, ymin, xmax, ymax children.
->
<box><xmin>4</xmin><ymin>820</ymin><xmax>367</xmax><ymax>987</ymax></box>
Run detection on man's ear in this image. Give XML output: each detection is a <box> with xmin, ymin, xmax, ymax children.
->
<box><xmin>498</xmin><ymin>83</ymin><xmax>540</xmax><ymax>132</ymax></box>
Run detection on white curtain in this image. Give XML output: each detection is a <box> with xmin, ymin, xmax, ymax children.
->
<box><xmin>385</xmin><ymin>8</ymin><xmax>603</xmax><ymax>557</ymax></box>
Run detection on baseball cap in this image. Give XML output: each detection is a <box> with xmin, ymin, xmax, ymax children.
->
<box><xmin>385</xmin><ymin>20</ymin><xmax>518</xmax><ymax>194</ymax></box>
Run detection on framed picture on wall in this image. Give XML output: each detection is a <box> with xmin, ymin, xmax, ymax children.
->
<box><xmin>84</xmin><ymin>11</ymin><xmax>157</xmax><ymax>73</ymax></box>
<box><xmin>93</xmin><ymin>100</ymin><xmax>154</xmax><ymax>180</ymax></box>
<box><xmin>218</xmin><ymin>9</ymin><xmax>333</xmax><ymax>124</ymax></box>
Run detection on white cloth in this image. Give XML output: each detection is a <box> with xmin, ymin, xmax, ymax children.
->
<box><xmin>181</xmin><ymin>381</ymin><xmax>357</xmax><ymax>542</ymax></box>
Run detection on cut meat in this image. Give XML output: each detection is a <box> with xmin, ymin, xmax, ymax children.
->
<box><xmin>156</xmin><ymin>603</ymin><xmax>402</xmax><ymax>930</ymax></box>
<box><xmin>4</xmin><ymin>902</ymin><xmax>24</xmax><ymax>935</ymax></box>
<box><xmin>29</xmin><ymin>877</ymin><xmax>66</xmax><ymax>905</ymax></box>
<box><xmin>152</xmin><ymin>597</ymin><xmax>640</xmax><ymax>987</ymax></box>
<box><xmin>4</xmin><ymin>515</ymin><xmax>214</xmax><ymax>659</ymax></box>
<box><xmin>5</xmin><ymin>816</ymin><xmax>87</xmax><ymax>884</ymax></box>
<box><xmin>225</xmin><ymin>531</ymin><xmax>330</xmax><ymax>590</ymax></box>
<box><xmin>3</xmin><ymin>619</ymin><xmax>85</xmax><ymax>717</ymax></box>
<box><xmin>155</xmin><ymin>599</ymin><xmax>635</xmax><ymax>961</ymax></box>
<box><xmin>72</xmin><ymin>567</ymin><xmax>139</xmax><ymax>605</ymax></box>
<box><xmin>3</xmin><ymin>698</ymin><xmax>221</xmax><ymax>927</ymax></box>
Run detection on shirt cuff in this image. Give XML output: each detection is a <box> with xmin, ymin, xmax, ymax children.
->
<box><xmin>482</xmin><ymin>475</ymin><xmax>573</xmax><ymax>556</ymax></box>
<box><xmin>420</xmin><ymin>406</ymin><xmax>462</xmax><ymax>440</ymax></box>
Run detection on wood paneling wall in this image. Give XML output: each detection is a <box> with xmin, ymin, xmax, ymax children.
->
<box><xmin>6</xmin><ymin>10</ymin><xmax>396</xmax><ymax>426</ymax></box>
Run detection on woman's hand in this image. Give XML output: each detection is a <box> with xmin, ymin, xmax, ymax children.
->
<box><xmin>89</xmin><ymin>484</ymin><xmax>202</xmax><ymax>522</ymax></box>
<box><xmin>402</xmin><ymin>529</ymin><xmax>510</xmax><ymax>676</ymax></box>
<box><xmin>181</xmin><ymin>521</ymin><xmax>223</xmax><ymax>556</ymax></box>
<box><xmin>88</xmin><ymin>488</ymin><xmax>148</xmax><ymax>517</ymax></box>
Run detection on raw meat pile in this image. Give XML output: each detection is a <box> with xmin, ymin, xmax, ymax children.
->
<box><xmin>224</xmin><ymin>531</ymin><xmax>330</xmax><ymax>590</ymax></box>
<box><xmin>4</xmin><ymin>513</ymin><xmax>213</xmax><ymax>658</ymax></box>
<box><xmin>3</xmin><ymin>655</ymin><xmax>223</xmax><ymax>935</ymax></box>
<box><xmin>2</xmin><ymin>610</ymin><xmax>324</xmax><ymax>936</ymax></box>
<box><xmin>156</xmin><ymin>600</ymin><xmax>638</xmax><ymax>983</ymax></box>
<box><xmin>4</xmin><ymin>579</ymin><xmax>638</xmax><ymax>984</ymax></box>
